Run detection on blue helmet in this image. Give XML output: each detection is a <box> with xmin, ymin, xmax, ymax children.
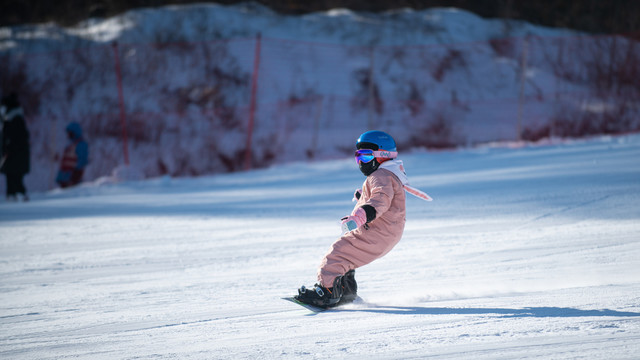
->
<box><xmin>356</xmin><ymin>130</ymin><xmax>397</xmax><ymax>152</ymax></box>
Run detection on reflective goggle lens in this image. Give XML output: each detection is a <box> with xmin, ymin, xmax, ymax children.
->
<box><xmin>355</xmin><ymin>149</ymin><xmax>375</xmax><ymax>163</ymax></box>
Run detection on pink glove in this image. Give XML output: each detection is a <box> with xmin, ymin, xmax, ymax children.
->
<box><xmin>341</xmin><ymin>207</ymin><xmax>367</xmax><ymax>233</ymax></box>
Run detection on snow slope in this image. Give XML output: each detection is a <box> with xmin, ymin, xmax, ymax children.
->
<box><xmin>1</xmin><ymin>134</ymin><xmax>639</xmax><ymax>359</ymax></box>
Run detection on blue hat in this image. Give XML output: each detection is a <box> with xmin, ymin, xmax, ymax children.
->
<box><xmin>66</xmin><ymin>122</ymin><xmax>83</xmax><ymax>138</ymax></box>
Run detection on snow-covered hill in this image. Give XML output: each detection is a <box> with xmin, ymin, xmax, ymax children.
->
<box><xmin>2</xmin><ymin>3</ymin><xmax>638</xmax><ymax>193</ymax></box>
<box><xmin>1</xmin><ymin>134</ymin><xmax>639</xmax><ymax>359</ymax></box>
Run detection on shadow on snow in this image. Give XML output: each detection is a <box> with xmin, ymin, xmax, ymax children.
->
<box><xmin>341</xmin><ymin>306</ymin><xmax>640</xmax><ymax>318</ymax></box>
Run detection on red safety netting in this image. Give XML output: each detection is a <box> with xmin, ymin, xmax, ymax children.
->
<box><xmin>1</xmin><ymin>33</ymin><xmax>639</xmax><ymax>190</ymax></box>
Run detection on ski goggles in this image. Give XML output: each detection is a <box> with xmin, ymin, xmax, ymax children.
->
<box><xmin>355</xmin><ymin>149</ymin><xmax>398</xmax><ymax>163</ymax></box>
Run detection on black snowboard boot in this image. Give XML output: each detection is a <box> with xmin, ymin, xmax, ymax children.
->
<box><xmin>295</xmin><ymin>277</ymin><xmax>344</xmax><ymax>308</ymax></box>
<box><xmin>338</xmin><ymin>269</ymin><xmax>358</xmax><ymax>305</ymax></box>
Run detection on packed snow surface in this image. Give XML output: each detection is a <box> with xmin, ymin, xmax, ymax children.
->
<box><xmin>1</xmin><ymin>135</ymin><xmax>640</xmax><ymax>359</ymax></box>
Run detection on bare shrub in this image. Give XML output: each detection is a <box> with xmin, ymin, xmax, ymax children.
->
<box><xmin>489</xmin><ymin>37</ymin><xmax>517</xmax><ymax>59</ymax></box>
<box><xmin>432</xmin><ymin>48</ymin><xmax>466</xmax><ymax>82</ymax></box>
<box><xmin>406</xmin><ymin>109</ymin><xmax>458</xmax><ymax>149</ymax></box>
<box><xmin>351</xmin><ymin>68</ymin><xmax>384</xmax><ymax>115</ymax></box>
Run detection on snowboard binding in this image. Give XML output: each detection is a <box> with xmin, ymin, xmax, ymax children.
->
<box><xmin>295</xmin><ymin>270</ymin><xmax>358</xmax><ymax>308</ymax></box>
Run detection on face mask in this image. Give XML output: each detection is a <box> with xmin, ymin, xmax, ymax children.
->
<box><xmin>359</xmin><ymin>159</ymin><xmax>379</xmax><ymax>176</ymax></box>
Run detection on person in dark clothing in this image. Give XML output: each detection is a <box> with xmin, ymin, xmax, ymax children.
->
<box><xmin>1</xmin><ymin>93</ymin><xmax>30</xmax><ymax>201</ymax></box>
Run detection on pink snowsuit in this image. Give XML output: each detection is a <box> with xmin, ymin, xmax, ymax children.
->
<box><xmin>318</xmin><ymin>166</ymin><xmax>406</xmax><ymax>287</ymax></box>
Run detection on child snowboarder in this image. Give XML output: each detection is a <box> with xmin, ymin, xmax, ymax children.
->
<box><xmin>295</xmin><ymin>130</ymin><xmax>431</xmax><ymax>308</ymax></box>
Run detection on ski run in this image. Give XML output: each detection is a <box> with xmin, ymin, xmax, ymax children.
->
<box><xmin>1</xmin><ymin>134</ymin><xmax>640</xmax><ymax>359</ymax></box>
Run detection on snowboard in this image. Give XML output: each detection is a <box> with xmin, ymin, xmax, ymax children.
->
<box><xmin>282</xmin><ymin>296</ymin><xmax>329</xmax><ymax>312</ymax></box>
<box><xmin>282</xmin><ymin>296</ymin><xmax>364</xmax><ymax>312</ymax></box>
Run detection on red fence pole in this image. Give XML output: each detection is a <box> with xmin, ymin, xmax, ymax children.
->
<box><xmin>112</xmin><ymin>42</ymin><xmax>130</xmax><ymax>166</ymax></box>
<box><xmin>244</xmin><ymin>33</ymin><xmax>262</xmax><ymax>171</ymax></box>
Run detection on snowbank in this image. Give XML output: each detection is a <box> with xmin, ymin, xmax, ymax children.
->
<box><xmin>1</xmin><ymin>3</ymin><xmax>638</xmax><ymax>193</ymax></box>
